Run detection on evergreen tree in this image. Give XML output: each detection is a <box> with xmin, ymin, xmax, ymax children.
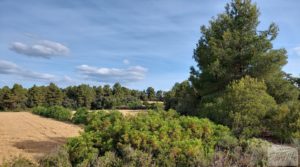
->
<box><xmin>155</xmin><ymin>90</ymin><xmax>164</xmax><ymax>101</ymax></box>
<box><xmin>10</xmin><ymin>84</ymin><xmax>27</xmax><ymax>110</ymax></box>
<box><xmin>0</xmin><ymin>86</ymin><xmax>12</xmax><ymax>110</ymax></box>
<box><xmin>27</xmin><ymin>85</ymin><xmax>45</xmax><ymax>107</ymax></box>
<box><xmin>146</xmin><ymin>87</ymin><xmax>155</xmax><ymax>101</ymax></box>
<box><xmin>75</xmin><ymin>84</ymin><xmax>95</xmax><ymax>108</ymax></box>
<box><xmin>190</xmin><ymin>0</ymin><xmax>288</xmax><ymax>98</ymax></box>
<box><xmin>45</xmin><ymin>83</ymin><xmax>63</xmax><ymax>106</ymax></box>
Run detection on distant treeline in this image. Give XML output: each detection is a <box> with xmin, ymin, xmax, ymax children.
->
<box><xmin>0</xmin><ymin>83</ymin><xmax>164</xmax><ymax>111</ymax></box>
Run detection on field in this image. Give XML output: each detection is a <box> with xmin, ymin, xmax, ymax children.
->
<box><xmin>0</xmin><ymin>112</ymin><xmax>82</xmax><ymax>164</ymax></box>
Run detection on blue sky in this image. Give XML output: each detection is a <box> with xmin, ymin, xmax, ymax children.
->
<box><xmin>1</xmin><ymin>0</ymin><xmax>300</xmax><ymax>90</ymax></box>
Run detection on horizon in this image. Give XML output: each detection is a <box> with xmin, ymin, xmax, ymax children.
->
<box><xmin>1</xmin><ymin>0</ymin><xmax>300</xmax><ymax>91</ymax></box>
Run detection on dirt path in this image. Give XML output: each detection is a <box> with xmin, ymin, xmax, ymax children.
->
<box><xmin>0</xmin><ymin>112</ymin><xmax>82</xmax><ymax>164</ymax></box>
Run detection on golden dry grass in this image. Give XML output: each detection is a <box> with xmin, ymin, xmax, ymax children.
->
<box><xmin>0</xmin><ymin>112</ymin><xmax>82</xmax><ymax>164</ymax></box>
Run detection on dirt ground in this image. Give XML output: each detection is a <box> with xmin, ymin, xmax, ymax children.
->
<box><xmin>0</xmin><ymin>112</ymin><xmax>82</xmax><ymax>164</ymax></box>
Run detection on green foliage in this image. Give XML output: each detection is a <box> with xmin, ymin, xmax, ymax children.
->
<box><xmin>200</xmin><ymin>76</ymin><xmax>277</xmax><ymax>138</ymax></box>
<box><xmin>45</xmin><ymin>83</ymin><xmax>63</xmax><ymax>106</ymax></box>
<box><xmin>66</xmin><ymin>110</ymin><xmax>235</xmax><ymax>166</ymax></box>
<box><xmin>64</xmin><ymin>84</ymin><xmax>95</xmax><ymax>109</ymax></box>
<box><xmin>266</xmin><ymin>74</ymin><xmax>299</xmax><ymax>104</ymax></box>
<box><xmin>190</xmin><ymin>0</ymin><xmax>287</xmax><ymax>97</ymax></box>
<box><xmin>32</xmin><ymin>106</ymin><xmax>72</xmax><ymax>121</ymax></box>
<box><xmin>72</xmin><ymin>108</ymin><xmax>89</xmax><ymax>124</ymax></box>
<box><xmin>127</xmin><ymin>100</ymin><xmax>144</xmax><ymax>110</ymax></box>
<box><xmin>146</xmin><ymin>87</ymin><xmax>156</xmax><ymax>101</ymax></box>
<box><xmin>267</xmin><ymin>102</ymin><xmax>300</xmax><ymax>142</ymax></box>
<box><xmin>0</xmin><ymin>84</ymin><xmax>27</xmax><ymax>111</ymax></box>
<box><xmin>39</xmin><ymin>147</ymin><xmax>72</xmax><ymax>167</ymax></box>
<box><xmin>164</xmin><ymin>81</ymin><xmax>198</xmax><ymax>115</ymax></box>
<box><xmin>0</xmin><ymin>83</ymin><xmax>162</xmax><ymax>111</ymax></box>
<box><xmin>27</xmin><ymin>85</ymin><xmax>46</xmax><ymax>108</ymax></box>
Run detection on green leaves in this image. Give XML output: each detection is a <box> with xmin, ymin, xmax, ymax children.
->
<box><xmin>191</xmin><ymin>0</ymin><xmax>287</xmax><ymax>97</ymax></box>
<box><xmin>67</xmin><ymin>110</ymin><xmax>235</xmax><ymax>166</ymax></box>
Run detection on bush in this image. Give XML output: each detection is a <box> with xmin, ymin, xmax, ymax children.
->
<box><xmin>72</xmin><ymin>108</ymin><xmax>89</xmax><ymax>124</ymax></box>
<box><xmin>32</xmin><ymin>106</ymin><xmax>72</xmax><ymax>121</ymax></box>
<box><xmin>267</xmin><ymin>101</ymin><xmax>300</xmax><ymax>142</ymax></box>
<box><xmin>199</xmin><ymin>76</ymin><xmax>277</xmax><ymax>138</ymax></box>
<box><xmin>32</xmin><ymin>106</ymin><xmax>48</xmax><ymax>116</ymax></box>
<box><xmin>66</xmin><ymin>110</ymin><xmax>235</xmax><ymax>166</ymax></box>
<box><xmin>39</xmin><ymin>147</ymin><xmax>72</xmax><ymax>167</ymax></box>
<box><xmin>212</xmin><ymin>138</ymin><xmax>270</xmax><ymax>167</ymax></box>
<box><xmin>0</xmin><ymin>157</ymin><xmax>36</xmax><ymax>167</ymax></box>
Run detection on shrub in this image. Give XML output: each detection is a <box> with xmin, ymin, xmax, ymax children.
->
<box><xmin>199</xmin><ymin>76</ymin><xmax>277</xmax><ymax>138</ymax></box>
<box><xmin>0</xmin><ymin>157</ymin><xmax>36</xmax><ymax>167</ymax></box>
<box><xmin>127</xmin><ymin>101</ymin><xmax>145</xmax><ymax>110</ymax></box>
<box><xmin>39</xmin><ymin>147</ymin><xmax>72</xmax><ymax>167</ymax></box>
<box><xmin>32</xmin><ymin>106</ymin><xmax>48</xmax><ymax>116</ymax></box>
<box><xmin>31</xmin><ymin>106</ymin><xmax>72</xmax><ymax>121</ymax></box>
<box><xmin>212</xmin><ymin>138</ymin><xmax>270</xmax><ymax>167</ymax></box>
<box><xmin>72</xmin><ymin>108</ymin><xmax>89</xmax><ymax>124</ymax></box>
<box><xmin>267</xmin><ymin>101</ymin><xmax>300</xmax><ymax>142</ymax></box>
<box><xmin>67</xmin><ymin>110</ymin><xmax>236</xmax><ymax>166</ymax></box>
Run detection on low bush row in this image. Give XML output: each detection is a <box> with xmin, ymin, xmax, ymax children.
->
<box><xmin>32</xmin><ymin>106</ymin><xmax>72</xmax><ymax>121</ymax></box>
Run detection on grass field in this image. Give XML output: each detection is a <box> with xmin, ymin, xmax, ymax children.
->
<box><xmin>0</xmin><ymin>112</ymin><xmax>82</xmax><ymax>164</ymax></box>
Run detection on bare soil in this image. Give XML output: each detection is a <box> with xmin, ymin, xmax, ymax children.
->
<box><xmin>0</xmin><ymin>112</ymin><xmax>82</xmax><ymax>164</ymax></box>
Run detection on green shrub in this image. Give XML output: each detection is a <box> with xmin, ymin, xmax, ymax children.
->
<box><xmin>127</xmin><ymin>101</ymin><xmax>144</xmax><ymax>110</ymax></box>
<box><xmin>199</xmin><ymin>76</ymin><xmax>277</xmax><ymax>138</ymax></box>
<box><xmin>72</xmin><ymin>108</ymin><xmax>89</xmax><ymax>124</ymax></box>
<box><xmin>32</xmin><ymin>106</ymin><xmax>72</xmax><ymax>121</ymax></box>
<box><xmin>267</xmin><ymin>102</ymin><xmax>300</xmax><ymax>142</ymax></box>
<box><xmin>32</xmin><ymin>106</ymin><xmax>48</xmax><ymax>116</ymax></box>
<box><xmin>67</xmin><ymin>110</ymin><xmax>235</xmax><ymax>166</ymax></box>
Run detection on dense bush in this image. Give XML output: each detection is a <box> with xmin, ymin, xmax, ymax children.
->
<box><xmin>72</xmin><ymin>108</ymin><xmax>89</xmax><ymax>124</ymax></box>
<box><xmin>32</xmin><ymin>106</ymin><xmax>72</xmax><ymax>121</ymax></box>
<box><xmin>39</xmin><ymin>147</ymin><xmax>72</xmax><ymax>167</ymax></box>
<box><xmin>66</xmin><ymin>110</ymin><xmax>236</xmax><ymax>166</ymax></box>
<box><xmin>199</xmin><ymin>76</ymin><xmax>277</xmax><ymax>138</ymax></box>
<box><xmin>267</xmin><ymin>101</ymin><xmax>300</xmax><ymax>142</ymax></box>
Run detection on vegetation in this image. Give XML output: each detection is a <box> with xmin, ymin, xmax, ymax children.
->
<box><xmin>1</xmin><ymin>0</ymin><xmax>300</xmax><ymax>166</ymax></box>
<box><xmin>32</xmin><ymin>106</ymin><xmax>72</xmax><ymax>121</ymax></box>
<box><xmin>165</xmin><ymin>0</ymin><xmax>300</xmax><ymax>142</ymax></box>
<box><xmin>63</xmin><ymin>110</ymin><xmax>272</xmax><ymax>166</ymax></box>
<box><xmin>0</xmin><ymin>83</ymin><xmax>164</xmax><ymax>111</ymax></box>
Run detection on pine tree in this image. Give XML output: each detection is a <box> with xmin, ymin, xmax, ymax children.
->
<box><xmin>27</xmin><ymin>85</ymin><xmax>45</xmax><ymax>107</ymax></box>
<box><xmin>45</xmin><ymin>83</ymin><xmax>63</xmax><ymax>106</ymax></box>
<box><xmin>190</xmin><ymin>0</ymin><xmax>287</xmax><ymax>97</ymax></box>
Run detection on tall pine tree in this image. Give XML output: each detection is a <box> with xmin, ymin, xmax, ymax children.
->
<box><xmin>190</xmin><ymin>0</ymin><xmax>289</xmax><ymax>99</ymax></box>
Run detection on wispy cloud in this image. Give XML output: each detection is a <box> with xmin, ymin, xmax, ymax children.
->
<box><xmin>10</xmin><ymin>40</ymin><xmax>69</xmax><ymax>59</ymax></box>
<box><xmin>0</xmin><ymin>59</ymin><xmax>56</xmax><ymax>81</ymax></box>
<box><xmin>123</xmin><ymin>59</ymin><xmax>130</xmax><ymax>65</ymax></box>
<box><xmin>77</xmin><ymin>64</ymin><xmax>147</xmax><ymax>83</ymax></box>
<box><xmin>293</xmin><ymin>46</ymin><xmax>300</xmax><ymax>56</ymax></box>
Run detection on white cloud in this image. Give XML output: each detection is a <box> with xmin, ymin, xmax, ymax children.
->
<box><xmin>123</xmin><ymin>59</ymin><xmax>130</xmax><ymax>65</ymax></box>
<box><xmin>77</xmin><ymin>64</ymin><xmax>147</xmax><ymax>83</ymax></box>
<box><xmin>0</xmin><ymin>59</ymin><xmax>56</xmax><ymax>81</ymax></box>
<box><xmin>10</xmin><ymin>40</ymin><xmax>69</xmax><ymax>58</ymax></box>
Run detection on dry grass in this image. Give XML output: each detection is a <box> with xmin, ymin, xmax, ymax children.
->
<box><xmin>0</xmin><ymin>112</ymin><xmax>82</xmax><ymax>164</ymax></box>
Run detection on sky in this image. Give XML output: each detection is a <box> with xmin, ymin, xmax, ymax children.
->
<box><xmin>1</xmin><ymin>0</ymin><xmax>300</xmax><ymax>91</ymax></box>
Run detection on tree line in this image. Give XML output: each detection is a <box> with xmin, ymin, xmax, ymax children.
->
<box><xmin>0</xmin><ymin>83</ymin><xmax>164</xmax><ymax>111</ymax></box>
